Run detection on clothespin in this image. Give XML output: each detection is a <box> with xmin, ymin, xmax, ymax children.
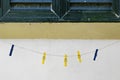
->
<box><xmin>93</xmin><ymin>49</ymin><xmax>99</xmax><ymax>61</ymax></box>
<box><xmin>77</xmin><ymin>51</ymin><xmax>82</xmax><ymax>63</ymax></box>
<box><xmin>9</xmin><ymin>44</ymin><xmax>14</xmax><ymax>56</ymax></box>
<box><xmin>64</xmin><ymin>54</ymin><xmax>68</xmax><ymax>67</ymax></box>
<box><xmin>42</xmin><ymin>52</ymin><xmax>47</xmax><ymax>64</ymax></box>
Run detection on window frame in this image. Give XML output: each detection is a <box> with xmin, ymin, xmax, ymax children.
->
<box><xmin>0</xmin><ymin>0</ymin><xmax>120</xmax><ymax>22</ymax></box>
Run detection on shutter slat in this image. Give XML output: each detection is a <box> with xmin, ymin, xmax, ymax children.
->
<box><xmin>11</xmin><ymin>0</ymin><xmax>52</xmax><ymax>3</ymax></box>
<box><xmin>70</xmin><ymin>0</ymin><xmax>112</xmax><ymax>3</ymax></box>
<box><xmin>10</xmin><ymin>0</ymin><xmax>52</xmax><ymax>10</ymax></box>
<box><xmin>70</xmin><ymin>0</ymin><xmax>112</xmax><ymax>11</ymax></box>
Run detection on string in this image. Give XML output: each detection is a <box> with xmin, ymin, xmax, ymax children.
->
<box><xmin>0</xmin><ymin>40</ymin><xmax>120</xmax><ymax>57</ymax></box>
<box><xmin>99</xmin><ymin>40</ymin><xmax>120</xmax><ymax>50</ymax></box>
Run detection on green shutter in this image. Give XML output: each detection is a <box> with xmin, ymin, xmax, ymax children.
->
<box><xmin>63</xmin><ymin>0</ymin><xmax>120</xmax><ymax>22</ymax></box>
<box><xmin>52</xmin><ymin>0</ymin><xmax>69</xmax><ymax>19</ymax></box>
<box><xmin>0</xmin><ymin>0</ymin><xmax>120</xmax><ymax>22</ymax></box>
<box><xmin>0</xmin><ymin>0</ymin><xmax>10</xmax><ymax>19</ymax></box>
<box><xmin>1</xmin><ymin>0</ymin><xmax>58</xmax><ymax>22</ymax></box>
<box><xmin>2</xmin><ymin>0</ymin><xmax>10</xmax><ymax>15</ymax></box>
<box><xmin>0</xmin><ymin>0</ymin><xmax>2</xmax><ymax>17</ymax></box>
<box><xmin>113</xmin><ymin>0</ymin><xmax>120</xmax><ymax>17</ymax></box>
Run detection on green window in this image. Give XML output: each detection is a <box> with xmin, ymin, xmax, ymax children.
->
<box><xmin>0</xmin><ymin>0</ymin><xmax>120</xmax><ymax>22</ymax></box>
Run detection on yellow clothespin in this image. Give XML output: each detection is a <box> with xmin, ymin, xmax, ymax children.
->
<box><xmin>64</xmin><ymin>54</ymin><xmax>68</xmax><ymax>67</ymax></box>
<box><xmin>42</xmin><ymin>52</ymin><xmax>46</xmax><ymax>64</ymax></box>
<box><xmin>77</xmin><ymin>51</ymin><xmax>82</xmax><ymax>63</ymax></box>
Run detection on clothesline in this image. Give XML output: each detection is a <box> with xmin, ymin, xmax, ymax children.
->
<box><xmin>0</xmin><ymin>40</ymin><xmax>119</xmax><ymax>57</ymax></box>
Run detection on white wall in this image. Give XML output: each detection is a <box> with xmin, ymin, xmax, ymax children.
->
<box><xmin>0</xmin><ymin>39</ymin><xmax>120</xmax><ymax>80</ymax></box>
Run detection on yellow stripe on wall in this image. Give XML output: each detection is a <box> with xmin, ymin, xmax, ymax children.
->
<box><xmin>0</xmin><ymin>23</ymin><xmax>120</xmax><ymax>39</ymax></box>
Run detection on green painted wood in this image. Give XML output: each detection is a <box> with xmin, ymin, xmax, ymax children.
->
<box><xmin>52</xmin><ymin>0</ymin><xmax>69</xmax><ymax>18</ymax></box>
<box><xmin>62</xmin><ymin>0</ymin><xmax>120</xmax><ymax>22</ymax></box>
<box><xmin>0</xmin><ymin>0</ymin><xmax>2</xmax><ymax>17</ymax></box>
<box><xmin>0</xmin><ymin>0</ymin><xmax>120</xmax><ymax>22</ymax></box>
<box><xmin>2</xmin><ymin>0</ymin><xmax>10</xmax><ymax>15</ymax></box>
<box><xmin>112</xmin><ymin>0</ymin><xmax>120</xmax><ymax>17</ymax></box>
<box><xmin>0</xmin><ymin>9</ymin><xmax>2</xmax><ymax>17</ymax></box>
<box><xmin>63</xmin><ymin>11</ymin><xmax>120</xmax><ymax>22</ymax></box>
<box><xmin>0</xmin><ymin>0</ymin><xmax>58</xmax><ymax>22</ymax></box>
<box><xmin>1</xmin><ymin>10</ymin><xmax>58</xmax><ymax>22</ymax></box>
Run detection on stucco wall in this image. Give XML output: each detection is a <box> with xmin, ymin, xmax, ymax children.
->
<box><xmin>0</xmin><ymin>23</ymin><xmax>120</xmax><ymax>39</ymax></box>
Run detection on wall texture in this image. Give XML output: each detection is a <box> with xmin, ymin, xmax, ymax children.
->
<box><xmin>0</xmin><ymin>40</ymin><xmax>120</xmax><ymax>80</ymax></box>
<box><xmin>0</xmin><ymin>39</ymin><xmax>120</xmax><ymax>80</ymax></box>
<box><xmin>0</xmin><ymin>23</ymin><xmax>120</xmax><ymax>39</ymax></box>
